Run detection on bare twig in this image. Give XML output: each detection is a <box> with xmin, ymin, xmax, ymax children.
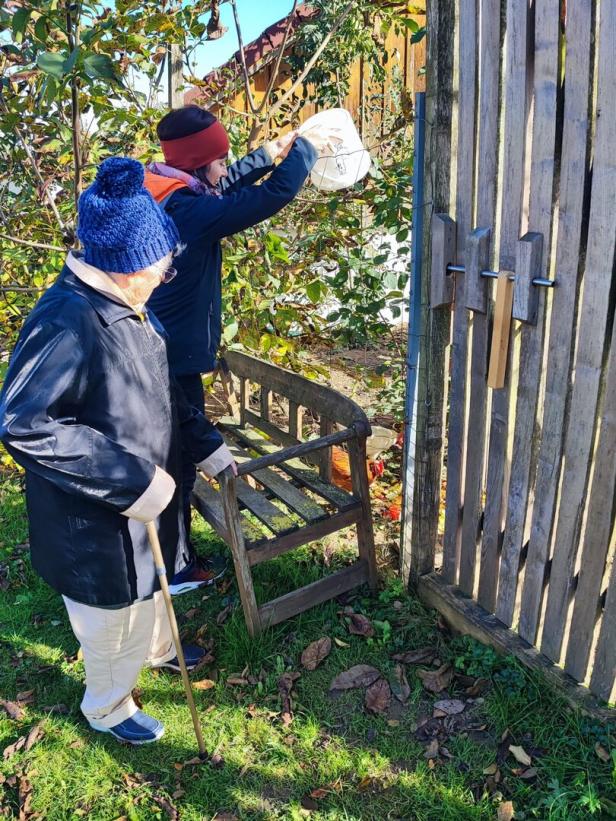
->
<box><xmin>230</xmin><ymin>0</ymin><xmax>257</xmax><ymax>114</ymax></box>
<box><xmin>257</xmin><ymin>0</ymin><xmax>298</xmax><ymax>114</ymax></box>
<box><xmin>148</xmin><ymin>52</ymin><xmax>167</xmax><ymax>108</ymax></box>
<box><xmin>0</xmin><ymin>233</ymin><xmax>65</xmax><ymax>252</ymax></box>
<box><xmin>0</xmin><ymin>285</ymin><xmax>47</xmax><ymax>294</ymax></box>
<box><xmin>267</xmin><ymin>1</ymin><xmax>355</xmax><ymax>119</ymax></box>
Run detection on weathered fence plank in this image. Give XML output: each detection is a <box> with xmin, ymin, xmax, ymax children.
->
<box><xmin>518</xmin><ymin>1</ymin><xmax>593</xmax><ymax>645</ymax></box>
<box><xmin>441</xmin><ymin>0</ymin><xmax>477</xmax><ymax>584</ymax></box>
<box><xmin>541</xmin><ymin>0</ymin><xmax>616</xmax><ymax>663</ymax></box>
<box><xmin>495</xmin><ymin>18</ymin><xmax>560</xmax><ymax>618</ymax></box>
<box><xmin>565</xmin><ymin>317</ymin><xmax>616</xmax><ymax>682</ymax></box>
<box><xmin>590</xmin><ymin>548</ymin><xmax>616</xmax><ymax>703</ymax></box>
<box><xmin>483</xmin><ymin>0</ymin><xmax>530</xmax><ymax>617</ymax></box>
<box><xmin>464</xmin><ymin>0</ymin><xmax>500</xmax><ymax>606</ymax></box>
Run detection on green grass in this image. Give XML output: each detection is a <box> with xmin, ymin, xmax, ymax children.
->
<box><xmin>0</xmin><ymin>477</ymin><xmax>615</xmax><ymax>820</ymax></box>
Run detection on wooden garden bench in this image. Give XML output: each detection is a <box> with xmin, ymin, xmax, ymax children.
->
<box><xmin>191</xmin><ymin>350</ymin><xmax>378</xmax><ymax>635</ymax></box>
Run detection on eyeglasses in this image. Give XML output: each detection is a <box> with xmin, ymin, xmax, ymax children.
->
<box><xmin>161</xmin><ymin>266</ymin><xmax>177</xmax><ymax>284</ymax></box>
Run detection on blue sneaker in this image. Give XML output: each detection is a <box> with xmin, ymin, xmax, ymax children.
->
<box><xmin>154</xmin><ymin>644</ymin><xmax>207</xmax><ymax>672</ymax></box>
<box><xmin>91</xmin><ymin>710</ymin><xmax>164</xmax><ymax>745</ymax></box>
<box><xmin>169</xmin><ymin>555</ymin><xmax>227</xmax><ymax>596</ymax></box>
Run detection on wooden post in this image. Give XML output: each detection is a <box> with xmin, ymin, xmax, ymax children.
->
<box><xmin>348</xmin><ymin>436</ymin><xmax>378</xmax><ymax>591</ymax></box>
<box><xmin>405</xmin><ymin>0</ymin><xmax>455</xmax><ymax>585</ymax></box>
<box><xmin>168</xmin><ymin>43</ymin><xmax>184</xmax><ymax>109</ymax></box>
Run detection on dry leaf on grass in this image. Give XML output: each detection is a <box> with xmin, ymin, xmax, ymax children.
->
<box><xmin>595</xmin><ymin>742</ymin><xmax>611</xmax><ymax>763</ymax></box>
<box><xmin>509</xmin><ymin>745</ymin><xmax>532</xmax><ymax>766</ymax></box>
<box><xmin>365</xmin><ymin>678</ymin><xmax>391</xmax><ymax>715</ymax></box>
<box><xmin>3</xmin><ymin>721</ymin><xmax>44</xmax><ymax>762</ymax></box>
<box><xmin>213</xmin><ymin>814</ymin><xmax>239</xmax><ymax>821</ymax></box>
<box><xmin>424</xmin><ymin>739</ymin><xmax>439</xmax><ymax>759</ymax></box>
<box><xmin>193</xmin><ymin>679</ymin><xmax>216</xmax><ymax>690</ymax></box>
<box><xmin>333</xmin><ymin>637</ymin><xmax>350</xmax><ymax>648</ymax></box>
<box><xmin>433</xmin><ymin>698</ymin><xmax>465</xmax><ymax>715</ymax></box>
<box><xmin>329</xmin><ymin>665</ymin><xmax>381</xmax><ymax>691</ymax></box>
<box><xmin>301</xmin><ymin>637</ymin><xmax>331</xmax><ymax>671</ymax></box>
<box><xmin>347</xmin><ymin>613</ymin><xmax>375</xmax><ymax>637</ymax></box>
<box><xmin>15</xmin><ymin>690</ymin><xmax>35</xmax><ymax>705</ymax></box>
<box><xmin>497</xmin><ymin>800</ymin><xmax>515</xmax><ymax>821</ymax></box>
<box><xmin>0</xmin><ymin>699</ymin><xmax>25</xmax><ymax>721</ymax></box>
<box><xmin>226</xmin><ymin>677</ymin><xmax>248</xmax><ymax>687</ymax></box>
<box><xmin>151</xmin><ymin>794</ymin><xmax>179</xmax><ymax>820</ymax></box>
<box><xmin>391</xmin><ymin>664</ymin><xmax>410</xmax><ymax>704</ymax></box>
<box><xmin>392</xmin><ymin>648</ymin><xmax>435</xmax><ymax>665</ymax></box>
<box><xmin>417</xmin><ymin>664</ymin><xmax>453</xmax><ymax>693</ymax></box>
<box><xmin>512</xmin><ymin>767</ymin><xmax>537</xmax><ymax>779</ymax></box>
<box><xmin>216</xmin><ymin>605</ymin><xmax>232</xmax><ymax>626</ymax></box>
<box><xmin>184</xmin><ymin>607</ymin><xmax>199</xmax><ymax>620</ymax></box>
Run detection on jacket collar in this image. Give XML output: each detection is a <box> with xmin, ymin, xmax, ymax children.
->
<box><xmin>62</xmin><ymin>254</ymin><xmax>141</xmax><ymax>325</ymax></box>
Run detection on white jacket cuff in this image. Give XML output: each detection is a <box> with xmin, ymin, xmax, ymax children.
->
<box><xmin>122</xmin><ymin>465</ymin><xmax>176</xmax><ymax>523</ymax></box>
<box><xmin>198</xmin><ymin>443</ymin><xmax>235</xmax><ymax>478</ymax></box>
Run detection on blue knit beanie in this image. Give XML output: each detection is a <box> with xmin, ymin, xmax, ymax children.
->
<box><xmin>77</xmin><ymin>157</ymin><xmax>180</xmax><ymax>274</ymax></box>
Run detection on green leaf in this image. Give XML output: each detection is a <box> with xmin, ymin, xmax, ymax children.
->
<box><xmin>306</xmin><ymin>280</ymin><xmax>321</xmax><ymax>303</ymax></box>
<box><xmin>411</xmin><ymin>27</ymin><xmax>426</xmax><ymax>44</ymax></box>
<box><xmin>83</xmin><ymin>52</ymin><xmax>116</xmax><ymax>81</ymax></box>
<box><xmin>63</xmin><ymin>47</ymin><xmax>80</xmax><ymax>74</ymax></box>
<box><xmin>37</xmin><ymin>51</ymin><xmax>67</xmax><ymax>79</ymax></box>
<box><xmin>398</xmin><ymin>17</ymin><xmax>419</xmax><ymax>33</ymax></box>
<box><xmin>12</xmin><ymin>8</ymin><xmax>30</xmax><ymax>42</ymax></box>
<box><xmin>223</xmin><ymin>320</ymin><xmax>238</xmax><ymax>343</ymax></box>
<box><xmin>34</xmin><ymin>15</ymin><xmax>48</xmax><ymax>43</ymax></box>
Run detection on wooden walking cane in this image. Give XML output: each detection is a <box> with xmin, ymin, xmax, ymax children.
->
<box><xmin>145</xmin><ymin>521</ymin><xmax>207</xmax><ymax>758</ymax></box>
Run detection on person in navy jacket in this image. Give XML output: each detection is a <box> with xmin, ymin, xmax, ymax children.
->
<box><xmin>0</xmin><ymin>158</ymin><xmax>235</xmax><ymax>744</ymax></box>
<box><xmin>145</xmin><ymin>104</ymin><xmax>338</xmax><ymax>594</ymax></box>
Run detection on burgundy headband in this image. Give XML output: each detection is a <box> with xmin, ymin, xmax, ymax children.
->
<box><xmin>160</xmin><ymin>120</ymin><xmax>230</xmax><ymax>172</ymax></box>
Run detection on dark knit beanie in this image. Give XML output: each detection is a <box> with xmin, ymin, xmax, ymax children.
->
<box><xmin>77</xmin><ymin>157</ymin><xmax>180</xmax><ymax>274</ymax></box>
<box><xmin>157</xmin><ymin>105</ymin><xmax>230</xmax><ymax>172</ymax></box>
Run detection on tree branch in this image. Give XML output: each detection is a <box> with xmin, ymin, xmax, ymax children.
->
<box><xmin>267</xmin><ymin>1</ymin><xmax>355</xmax><ymax>119</ymax></box>
<box><xmin>67</xmin><ymin>1</ymin><xmax>82</xmax><ymax>213</ymax></box>
<box><xmin>0</xmin><ymin>232</ymin><xmax>65</xmax><ymax>252</ymax></box>
<box><xmin>230</xmin><ymin>0</ymin><xmax>258</xmax><ymax>114</ymax></box>
<box><xmin>257</xmin><ymin>0</ymin><xmax>298</xmax><ymax>115</ymax></box>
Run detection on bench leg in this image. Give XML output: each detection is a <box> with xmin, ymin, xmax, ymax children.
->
<box><xmin>348</xmin><ymin>437</ymin><xmax>378</xmax><ymax>591</ymax></box>
<box><xmin>219</xmin><ymin>469</ymin><xmax>262</xmax><ymax>636</ymax></box>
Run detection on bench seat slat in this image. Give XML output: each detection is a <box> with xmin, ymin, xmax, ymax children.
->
<box><xmin>192</xmin><ymin>475</ymin><xmax>265</xmax><ymax>546</ymax></box>
<box><xmin>220</xmin><ymin>421</ymin><xmax>357</xmax><ymax>510</ymax></box>
<box><xmin>234</xmin><ymin>479</ymin><xmax>298</xmax><ymax>535</ymax></box>
<box><xmin>225</xmin><ymin>441</ymin><xmax>328</xmax><ymax>523</ymax></box>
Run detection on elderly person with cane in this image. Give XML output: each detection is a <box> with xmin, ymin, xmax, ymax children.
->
<box><xmin>144</xmin><ymin>104</ymin><xmax>338</xmax><ymax>595</ymax></box>
<box><xmin>0</xmin><ymin>157</ymin><xmax>233</xmax><ymax>745</ymax></box>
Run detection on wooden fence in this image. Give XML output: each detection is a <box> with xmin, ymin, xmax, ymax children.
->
<box><xmin>405</xmin><ymin>0</ymin><xmax>616</xmax><ymax>713</ymax></box>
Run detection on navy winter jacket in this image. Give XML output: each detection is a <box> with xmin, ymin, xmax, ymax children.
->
<box><xmin>0</xmin><ymin>268</ymin><xmax>224</xmax><ymax>606</ymax></box>
<box><xmin>146</xmin><ymin>137</ymin><xmax>318</xmax><ymax>375</ymax></box>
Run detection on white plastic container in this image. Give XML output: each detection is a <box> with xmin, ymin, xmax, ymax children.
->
<box><xmin>299</xmin><ymin>108</ymin><xmax>371</xmax><ymax>191</ymax></box>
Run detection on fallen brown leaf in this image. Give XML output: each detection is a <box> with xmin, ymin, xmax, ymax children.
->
<box><xmin>509</xmin><ymin>745</ymin><xmax>532</xmax><ymax>766</ymax></box>
<box><xmin>15</xmin><ymin>690</ymin><xmax>35</xmax><ymax>705</ymax></box>
<box><xmin>193</xmin><ymin>679</ymin><xmax>216</xmax><ymax>690</ymax></box>
<box><xmin>184</xmin><ymin>607</ymin><xmax>199</xmax><ymax>620</ymax></box>
<box><xmin>301</xmin><ymin>637</ymin><xmax>331</xmax><ymax>671</ymax></box>
<box><xmin>347</xmin><ymin>613</ymin><xmax>375</xmax><ymax>637</ymax></box>
<box><xmin>512</xmin><ymin>766</ymin><xmax>537</xmax><ymax>779</ymax></box>
<box><xmin>309</xmin><ymin>787</ymin><xmax>330</xmax><ymax>799</ymax></box>
<box><xmin>226</xmin><ymin>677</ymin><xmax>248</xmax><ymax>687</ymax></box>
<box><xmin>334</xmin><ymin>637</ymin><xmax>351</xmax><ymax>648</ymax></box>
<box><xmin>497</xmin><ymin>800</ymin><xmax>515</xmax><ymax>821</ymax></box>
<box><xmin>216</xmin><ymin>605</ymin><xmax>232</xmax><ymax>625</ymax></box>
<box><xmin>483</xmin><ymin>763</ymin><xmax>499</xmax><ymax>775</ymax></box>
<box><xmin>329</xmin><ymin>665</ymin><xmax>381</xmax><ymax>691</ymax></box>
<box><xmin>417</xmin><ymin>664</ymin><xmax>453</xmax><ymax>693</ymax></box>
<box><xmin>24</xmin><ymin>722</ymin><xmax>44</xmax><ymax>752</ymax></box>
<box><xmin>424</xmin><ymin>738</ymin><xmax>439</xmax><ymax>759</ymax></box>
<box><xmin>433</xmin><ymin>698</ymin><xmax>465</xmax><ymax>715</ymax></box>
<box><xmin>365</xmin><ymin>678</ymin><xmax>391</xmax><ymax>715</ymax></box>
<box><xmin>0</xmin><ymin>699</ymin><xmax>25</xmax><ymax>720</ymax></box>
<box><xmin>595</xmin><ymin>742</ymin><xmax>611</xmax><ymax>763</ymax></box>
<box><xmin>465</xmin><ymin>677</ymin><xmax>490</xmax><ymax>697</ymax></box>
<box><xmin>391</xmin><ymin>664</ymin><xmax>410</xmax><ymax>704</ymax></box>
<box><xmin>392</xmin><ymin>648</ymin><xmax>435</xmax><ymax>665</ymax></box>
<box><xmin>151</xmin><ymin>794</ymin><xmax>179</xmax><ymax>820</ymax></box>
<box><xmin>172</xmin><ymin>789</ymin><xmax>185</xmax><ymax>799</ymax></box>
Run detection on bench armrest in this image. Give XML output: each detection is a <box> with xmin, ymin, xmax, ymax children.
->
<box><xmin>234</xmin><ymin>425</ymin><xmax>358</xmax><ymax>477</ymax></box>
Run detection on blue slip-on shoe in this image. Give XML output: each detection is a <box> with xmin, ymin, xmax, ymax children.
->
<box><xmin>169</xmin><ymin>554</ymin><xmax>227</xmax><ymax>596</ymax></box>
<box><xmin>153</xmin><ymin>644</ymin><xmax>207</xmax><ymax>673</ymax></box>
<box><xmin>91</xmin><ymin>710</ymin><xmax>164</xmax><ymax>745</ymax></box>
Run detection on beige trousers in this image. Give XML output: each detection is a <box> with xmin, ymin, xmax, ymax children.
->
<box><xmin>63</xmin><ymin>591</ymin><xmax>176</xmax><ymax>729</ymax></box>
